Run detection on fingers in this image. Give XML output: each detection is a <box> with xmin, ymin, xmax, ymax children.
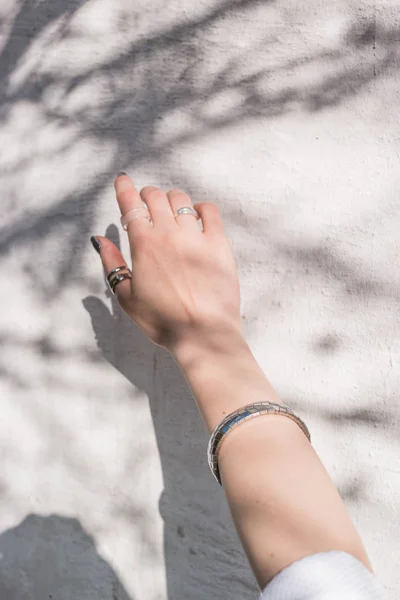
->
<box><xmin>115</xmin><ymin>174</ymin><xmax>223</xmax><ymax>238</ymax></box>
<box><xmin>91</xmin><ymin>235</ymin><xmax>132</xmax><ymax>300</ymax></box>
<box><xmin>140</xmin><ymin>186</ymin><xmax>176</xmax><ymax>228</ymax></box>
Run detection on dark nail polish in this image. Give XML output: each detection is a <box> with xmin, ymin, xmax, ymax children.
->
<box><xmin>117</xmin><ymin>171</ymin><xmax>127</xmax><ymax>177</ymax></box>
<box><xmin>90</xmin><ymin>236</ymin><xmax>101</xmax><ymax>254</ymax></box>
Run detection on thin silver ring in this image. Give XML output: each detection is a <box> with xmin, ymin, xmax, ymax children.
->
<box><xmin>106</xmin><ymin>265</ymin><xmax>131</xmax><ymax>282</ymax></box>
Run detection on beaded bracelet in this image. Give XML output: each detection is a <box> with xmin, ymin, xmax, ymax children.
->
<box><xmin>207</xmin><ymin>402</ymin><xmax>311</xmax><ymax>486</ymax></box>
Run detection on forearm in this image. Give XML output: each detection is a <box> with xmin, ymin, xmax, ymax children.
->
<box><xmin>171</xmin><ymin>328</ymin><xmax>372</xmax><ymax>591</ymax></box>
<box><xmin>172</xmin><ymin>325</ymin><xmax>282</xmax><ymax>432</ymax></box>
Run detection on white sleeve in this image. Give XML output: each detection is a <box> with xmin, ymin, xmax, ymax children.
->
<box><xmin>259</xmin><ymin>551</ymin><xmax>385</xmax><ymax>600</ymax></box>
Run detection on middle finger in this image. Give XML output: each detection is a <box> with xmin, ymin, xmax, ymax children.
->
<box><xmin>140</xmin><ymin>186</ymin><xmax>176</xmax><ymax>229</ymax></box>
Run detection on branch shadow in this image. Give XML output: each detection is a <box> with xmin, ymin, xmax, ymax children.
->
<box><xmin>1</xmin><ymin>1</ymin><xmax>399</xmax><ymax>299</ymax></box>
<box><xmin>1</xmin><ymin>0</ymin><xmax>400</xmax><ymax>598</ymax></box>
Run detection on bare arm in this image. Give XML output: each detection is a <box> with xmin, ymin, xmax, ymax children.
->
<box><xmin>171</xmin><ymin>326</ymin><xmax>372</xmax><ymax>591</ymax></box>
<box><xmin>94</xmin><ymin>174</ymin><xmax>373</xmax><ymax>593</ymax></box>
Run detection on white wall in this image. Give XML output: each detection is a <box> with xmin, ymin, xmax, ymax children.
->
<box><xmin>0</xmin><ymin>1</ymin><xmax>398</xmax><ymax>598</ymax></box>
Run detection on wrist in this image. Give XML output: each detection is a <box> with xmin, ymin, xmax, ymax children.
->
<box><xmin>170</xmin><ymin>324</ymin><xmax>282</xmax><ymax>434</ymax></box>
<box><xmin>170</xmin><ymin>322</ymin><xmax>248</xmax><ymax>371</ymax></box>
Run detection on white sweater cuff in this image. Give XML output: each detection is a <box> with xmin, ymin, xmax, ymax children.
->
<box><xmin>259</xmin><ymin>551</ymin><xmax>385</xmax><ymax>600</ymax></box>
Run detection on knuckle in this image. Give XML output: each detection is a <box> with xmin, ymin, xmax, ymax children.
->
<box><xmin>133</xmin><ymin>231</ymin><xmax>150</xmax><ymax>248</ymax></box>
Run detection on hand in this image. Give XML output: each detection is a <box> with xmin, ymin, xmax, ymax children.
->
<box><xmin>91</xmin><ymin>174</ymin><xmax>243</xmax><ymax>354</ymax></box>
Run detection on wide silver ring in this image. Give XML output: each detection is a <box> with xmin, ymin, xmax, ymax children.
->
<box><xmin>106</xmin><ymin>265</ymin><xmax>131</xmax><ymax>283</ymax></box>
<box><xmin>108</xmin><ymin>272</ymin><xmax>132</xmax><ymax>294</ymax></box>
<box><xmin>174</xmin><ymin>207</ymin><xmax>200</xmax><ymax>220</ymax></box>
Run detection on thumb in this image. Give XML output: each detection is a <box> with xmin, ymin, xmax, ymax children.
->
<box><xmin>90</xmin><ymin>235</ymin><xmax>132</xmax><ymax>299</ymax></box>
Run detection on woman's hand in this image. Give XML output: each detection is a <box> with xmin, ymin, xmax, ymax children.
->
<box><xmin>91</xmin><ymin>174</ymin><xmax>243</xmax><ymax>354</ymax></box>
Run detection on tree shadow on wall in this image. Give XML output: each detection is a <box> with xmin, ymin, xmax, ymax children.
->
<box><xmin>0</xmin><ymin>514</ymin><xmax>132</xmax><ymax>600</ymax></box>
<box><xmin>1</xmin><ymin>1</ymin><xmax>399</xmax><ymax>599</ymax></box>
<box><xmin>0</xmin><ymin>0</ymin><xmax>399</xmax><ymax>299</ymax></box>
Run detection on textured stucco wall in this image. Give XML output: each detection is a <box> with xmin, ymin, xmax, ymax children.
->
<box><xmin>0</xmin><ymin>1</ymin><xmax>399</xmax><ymax>598</ymax></box>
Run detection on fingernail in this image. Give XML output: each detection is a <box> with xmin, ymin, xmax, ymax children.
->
<box><xmin>90</xmin><ymin>236</ymin><xmax>101</xmax><ymax>254</ymax></box>
<box><xmin>117</xmin><ymin>171</ymin><xmax>127</xmax><ymax>177</ymax></box>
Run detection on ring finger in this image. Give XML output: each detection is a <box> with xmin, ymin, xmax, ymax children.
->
<box><xmin>166</xmin><ymin>188</ymin><xmax>201</xmax><ymax>232</ymax></box>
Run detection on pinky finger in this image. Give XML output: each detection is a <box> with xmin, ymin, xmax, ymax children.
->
<box><xmin>193</xmin><ymin>202</ymin><xmax>225</xmax><ymax>237</ymax></box>
<box><xmin>91</xmin><ymin>235</ymin><xmax>132</xmax><ymax>299</ymax></box>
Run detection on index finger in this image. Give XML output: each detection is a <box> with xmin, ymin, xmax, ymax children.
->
<box><xmin>114</xmin><ymin>173</ymin><xmax>152</xmax><ymax>232</ymax></box>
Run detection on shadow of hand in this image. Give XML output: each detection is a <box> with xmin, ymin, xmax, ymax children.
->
<box><xmin>82</xmin><ymin>223</ymin><xmax>161</xmax><ymax>390</ymax></box>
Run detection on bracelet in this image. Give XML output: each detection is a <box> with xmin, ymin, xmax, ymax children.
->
<box><xmin>207</xmin><ymin>402</ymin><xmax>311</xmax><ymax>486</ymax></box>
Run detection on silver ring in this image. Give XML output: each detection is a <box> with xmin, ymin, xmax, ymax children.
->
<box><xmin>174</xmin><ymin>207</ymin><xmax>200</xmax><ymax>220</ymax></box>
<box><xmin>108</xmin><ymin>272</ymin><xmax>132</xmax><ymax>294</ymax></box>
<box><xmin>106</xmin><ymin>265</ymin><xmax>131</xmax><ymax>282</ymax></box>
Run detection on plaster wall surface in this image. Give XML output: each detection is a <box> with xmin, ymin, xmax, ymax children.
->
<box><xmin>0</xmin><ymin>1</ymin><xmax>399</xmax><ymax>599</ymax></box>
